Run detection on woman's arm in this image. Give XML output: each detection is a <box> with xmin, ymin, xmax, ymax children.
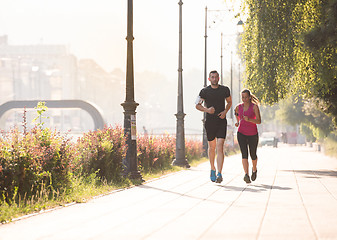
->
<box><xmin>234</xmin><ymin>105</ymin><xmax>240</xmax><ymax>127</ymax></box>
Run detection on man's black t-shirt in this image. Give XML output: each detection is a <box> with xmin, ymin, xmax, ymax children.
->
<box><xmin>199</xmin><ymin>85</ymin><xmax>230</xmax><ymax>121</ymax></box>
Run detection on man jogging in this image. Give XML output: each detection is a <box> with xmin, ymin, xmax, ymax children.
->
<box><xmin>195</xmin><ymin>70</ymin><xmax>232</xmax><ymax>183</ymax></box>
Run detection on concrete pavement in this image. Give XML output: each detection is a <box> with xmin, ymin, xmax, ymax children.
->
<box><xmin>0</xmin><ymin>145</ymin><xmax>337</xmax><ymax>239</ymax></box>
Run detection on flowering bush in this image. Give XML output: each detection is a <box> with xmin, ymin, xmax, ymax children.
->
<box><xmin>75</xmin><ymin>125</ymin><xmax>126</xmax><ymax>182</ymax></box>
<box><xmin>137</xmin><ymin>135</ymin><xmax>175</xmax><ymax>172</ymax></box>
<box><xmin>0</xmin><ymin>127</ymin><xmax>75</xmax><ymax>204</ymax></box>
<box><xmin>0</xmin><ymin>121</ymin><xmax>203</xmax><ymax>205</ymax></box>
<box><xmin>137</xmin><ymin>135</ymin><xmax>203</xmax><ymax>172</ymax></box>
<box><xmin>185</xmin><ymin>138</ymin><xmax>203</xmax><ymax>160</ymax></box>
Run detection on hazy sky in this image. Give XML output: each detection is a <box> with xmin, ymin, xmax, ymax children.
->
<box><xmin>1</xmin><ymin>0</ymin><xmax>243</xmax><ymax>133</ymax></box>
<box><xmin>0</xmin><ymin>0</ymin><xmax>242</xmax><ymax>78</ymax></box>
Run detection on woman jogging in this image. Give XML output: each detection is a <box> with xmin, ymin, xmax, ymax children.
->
<box><xmin>234</xmin><ymin>89</ymin><xmax>261</xmax><ymax>183</ymax></box>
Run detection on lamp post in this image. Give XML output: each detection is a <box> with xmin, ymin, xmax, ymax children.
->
<box><xmin>230</xmin><ymin>50</ymin><xmax>233</xmax><ymax>119</ymax></box>
<box><xmin>238</xmin><ymin>62</ymin><xmax>241</xmax><ymax>99</ymax></box>
<box><xmin>202</xmin><ymin>6</ymin><xmax>208</xmax><ymax>157</ymax></box>
<box><xmin>237</xmin><ymin>19</ymin><xmax>244</xmax><ymax>102</ymax></box>
<box><xmin>121</xmin><ymin>0</ymin><xmax>142</xmax><ymax>180</ymax></box>
<box><xmin>203</xmin><ymin>7</ymin><xmax>233</xmax><ymax>156</ymax></box>
<box><xmin>220</xmin><ymin>32</ymin><xmax>223</xmax><ymax>85</ymax></box>
<box><xmin>237</xmin><ymin>19</ymin><xmax>244</xmax><ymax>33</ymax></box>
<box><xmin>203</xmin><ymin>7</ymin><xmax>244</xmax><ymax>150</ymax></box>
<box><xmin>221</xmin><ymin>20</ymin><xmax>244</xmax><ymax>121</ymax></box>
<box><xmin>173</xmin><ymin>0</ymin><xmax>190</xmax><ymax>168</ymax></box>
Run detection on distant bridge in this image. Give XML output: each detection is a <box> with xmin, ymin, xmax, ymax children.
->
<box><xmin>145</xmin><ymin>127</ymin><xmax>202</xmax><ymax>135</ymax></box>
<box><xmin>0</xmin><ymin>100</ymin><xmax>106</xmax><ymax>130</ymax></box>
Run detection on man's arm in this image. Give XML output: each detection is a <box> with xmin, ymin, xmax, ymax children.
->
<box><xmin>195</xmin><ymin>96</ymin><xmax>215</xmax><ymax>114</ymax></box>
<box><xmin>196</xmin><ymin>102</ymin><xmax>215</xmax><ymax>114</ymax></box>
<box><xmin>224</xmin><ymin>96</ymin><xmax>232</xmax><ymax>114</ymax></box>
<box><xmin>217</xmin><ymin>96</ymin><xmax>232</xmax><ymax>119</ymax></box>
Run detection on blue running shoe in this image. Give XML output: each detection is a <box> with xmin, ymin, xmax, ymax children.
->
<box><xmin>210</xmin><ymin>170</ymin><xmax>216</xmax><ymax>182</ymax></box>
<box><xmin>216</xmin><ymin>173</ymin><xmax>223</xmax><ymax>183</ymax></box>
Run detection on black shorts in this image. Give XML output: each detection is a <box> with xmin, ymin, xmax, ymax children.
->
<box><xmin>204</xmin><ymin>118</ymin><xmax>227</xmax><ymax>141</ymax></box>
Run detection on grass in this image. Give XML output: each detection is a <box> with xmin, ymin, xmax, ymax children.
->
<box><xmin>0</xmin><ymin>157</ymin><xmax>208</xmax><ymax>224</ymax></box>
<box><xmin>0</xmin><ymin>175</ymin><xmax>132</xmax><ymax>223</ymax></box>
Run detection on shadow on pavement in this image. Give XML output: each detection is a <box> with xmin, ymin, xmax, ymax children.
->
<box><xmin>138</xmin><ymin>184</ymin><xmax>225</xmax><ymax>204</ymax></box>
<box><xmin>282</xmin><ymin>170</ymin><xmax>337</xmax><ymax>178</ymax></box>
<box><xmin>217</xmin><ymin>184</ymin><xmax>292</xmax><ymax>192</ymax></box>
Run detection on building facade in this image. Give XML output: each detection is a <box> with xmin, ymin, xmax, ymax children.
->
<box><xmin>0</xmin><ymin>35</ymin><xmax>119</xmax><ymax>132</ymax></box>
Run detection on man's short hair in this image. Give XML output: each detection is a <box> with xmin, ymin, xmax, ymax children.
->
<box><xmin>209</xmin><ymin>70</ymin><xmax>219</xmax><ymax>77</ymax></box>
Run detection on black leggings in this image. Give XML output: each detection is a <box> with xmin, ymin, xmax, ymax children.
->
<box><xmin>237</xmin><ymin>132</ymin><xmax>259</xmax><ymax>160</ymax></box>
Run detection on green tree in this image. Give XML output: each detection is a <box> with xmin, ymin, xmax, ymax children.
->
<box><xmin>275</xmin><ymin>95</ymin><xmax>306</xmax><ymax>126</ymax></box>
<box><xmin>240</xmin><ymin>0</ymin><xmax>337</xmax><ymax>126</ymax></box>
<box><xmin>275</xmin><ymin>94</ymin><xmax>333</xmax><ymax>141</ymax></box>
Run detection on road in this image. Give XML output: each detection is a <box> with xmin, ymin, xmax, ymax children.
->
<box><xmin>0</xmin><ymin>144</ymin><xmax>337</xmax><ymax>240</ymax></box>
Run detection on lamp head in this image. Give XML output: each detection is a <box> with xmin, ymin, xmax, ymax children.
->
<box><xmin>237</xmin><ymin>20</ymin><xmax>244</xmax><ymax>33</ymax></box>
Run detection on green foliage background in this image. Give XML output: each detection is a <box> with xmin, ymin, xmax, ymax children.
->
<box><xmin>240</xmin><ymin>0</ymin><xmax>337</xmax><ymax>126</ymax></box>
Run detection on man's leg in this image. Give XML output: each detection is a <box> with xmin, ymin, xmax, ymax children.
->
<box><xmin>208</xmin><ymin>139</ymin><xmax>217</xmax><ymax>182</ymax></box>
<box><xmin>216</xmin><ymin>138</ymin><xmax>225</xmax><ymax>173</ymax></box>
<box><xmin>208</xmin><ymin>139</ymin><xmax>216</xmax><ymax>171</ymax></box>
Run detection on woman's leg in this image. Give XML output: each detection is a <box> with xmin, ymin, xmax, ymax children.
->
<box><xmin>237</xmin><ymin>132</ymin><xmax>249</xmax><ymax>174</ymax></box>
<box><xmin>252</xmin><ymin>159</ymin><xmax>257</xmax><ymax>172</ymax></box>
<box><xmin>248</xmin><ymin>134</ymin><xmax>259</xmax><ymax>172</ymax></box>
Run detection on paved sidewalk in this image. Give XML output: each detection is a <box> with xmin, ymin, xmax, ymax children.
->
<box><xmin>0</xmin><ymin>145</ymin><xmax>337</xmax><ymax>240</ymax></box>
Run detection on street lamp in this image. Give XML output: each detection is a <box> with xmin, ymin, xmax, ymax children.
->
<box><xmin>202</xmin><ymin>6</ymin><xmax>209</xmax><ymax>157</ymax></box>
<box><xmin>220</xmin><ymin>32</ymin><xmax>224</xmax><ymax>85</ymax></box>
<box><xmin>203</xmin><ymin>7</ymin><xmax>239</xmax><ymax>154</ymax></box>
<box><xmin>238</xmin><ymin>62</ymin><xmax>241</xmax><ymax>94</ymax></box>
<box><xmin>172</xmin><ymin>0</ymin><xmax>190</xmax><ymax>168</ymax></box>
<box><xmin>121</xmin><ymin>0</ymin><xmax>143</xmax><ymax>180</ymax></box>
<box><xmin>230</xmin><ymin>50</ymin><xmax>233</xmax><ymax>120</ymax></box>
<box><xmin>237</xmin><ymin>19</ymin><xmax>244</xmax><ymax>103</ymax></box>
<box><xmin>237</xmin><ymin>19</ymin><xmax>244</xmax><ymax>33</ymax></box>
<box><xmin>220</xmin><ymin>21</ymin><xmax>245</xmax><ymax>121</ymax></box>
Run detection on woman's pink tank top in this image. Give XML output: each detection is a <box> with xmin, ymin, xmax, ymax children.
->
<box><xmin>238</xmin><ymin>103</ymin><xmax>258</xmax><ymax>136</ymax></box>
